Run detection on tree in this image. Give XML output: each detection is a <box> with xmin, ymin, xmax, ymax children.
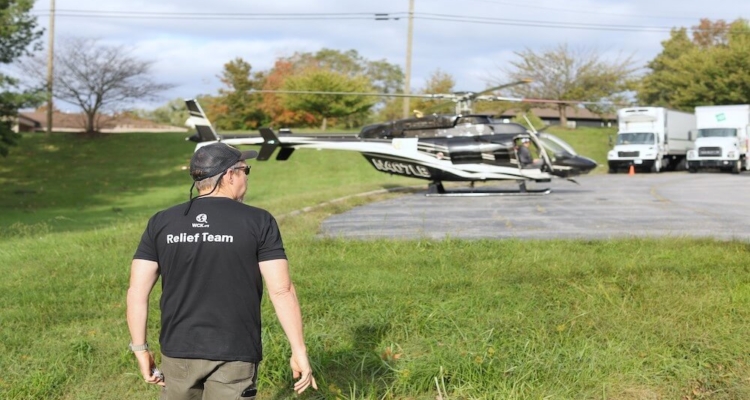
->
<box><xmin>0</xmin><ymin>0</ymin><xmax>43</xmax><ymax>156</ymax></box>
<box><xmin>636</xmin><ymin>28</ymin><xmax>695</xmax><ymax>108</ymax></box>
<box><xmin>134</xmin><ymin>98</ymin><xmax>190</xmax><ymax>127</ymax></box>
<box><xmin>210</xmin><ymin>57</ymin><xmax>267</xmax><ymax>130</ymax></box>
<box><xmin>259</xmin><ymin>49</ymin><xmax>403</xmax><ymax>128</ymax></box>
<box><xmin>287</xmin><ymin>48</ymin><xmax>403</xmax><ymax>94</ymax></box>
<box><xmin>297</xmin><ymin>49</ymin><xmax>403</xmax><ymax>127</ymax></box>
<box><xmin>692</xmin><ymin>18</ymin><xmax>731</xmax><ymax>47</ymax></box>
<box><xmin>282</xmin><ymin>69</ymin><xmax>375</xmax><ymax>130</ymax></box>
<box><xmin>376</xmin><ymin>69</ymin><xmax>456</xmax><ymax>122</ymax></box>
<box><xmin>502</xmin><ymin>44</ymin><xmax>637</xmax><ymax>127</ymax></box>
<box><xmin>638</xmin><ymin>19</ymin><xmax>750</xmax><ymax>109</ymax></box>
<box><xmin>411</xmin><ymin>69</ymin><xmax>456</xmax><ymax>115</ymax></box>
<box><xmin>258</xmin><ymin>59</ymin><xmax>316</xmax><ymax>127</ymax></box>
<box><xmin>22</xmin><ymin>37</ymin><xmax>174</xmax><ymax>133</ymax></box>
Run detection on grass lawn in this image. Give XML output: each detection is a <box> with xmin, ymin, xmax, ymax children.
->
<box><xmin>1</xmin><ymin>130</ymin><xmax>748</xmax><ymax>400</ymax></box>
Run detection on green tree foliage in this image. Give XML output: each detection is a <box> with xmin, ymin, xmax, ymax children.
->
<box><xmin>263</xmin><ymin>49</ymin><xmax>403</xmax><ymax>128</ymax></box>
<box><xmin>634</xmin><ymin>29</ymin><xmax>694</xmax><ymax>108</ymax></box>
<box><xmin>259</xmin><ymin>59</ymin><xmax>316</xmax><ymax>127</ymax></box>
<box><xmin>212</xmin><ymin>57</ymin><xmax>267</xmax><ymax>130</ymax></box>
<box><xmin>377</xmin><ymin>69</ymin><xmax>457</xmax><ymax>121</ymax></box>
<box><xmin>412</xmin><ymin>69</ymin><xmax>456</xmax><ymax>115</ymax></box>
<box><xmin>503</xmin><ymin>44</ymin><xmax>636</xmax><ymax>127</ymax></box>
<box><xmin>0</xmin><ymin>0</ymin><xmax>43</xmax><ymax>156</ymax></box>
<box><xmin>374</xmin><ymin>97</ymin><xmax>404</xmax><ymax>122</ymax></box>
<box><xmin>282</xmin><ymin>69</ymin><xmax>375</xmax><ymax>130</ymax></box>
<box><xmin>638</xmin><ymin>19</ymin><xmax>750</xmax><ymax>109</ymax></box>
<box><xmin>288</xmin><ymin>48</ymin><xmax>403</xmax><ymax>94</ymax></box>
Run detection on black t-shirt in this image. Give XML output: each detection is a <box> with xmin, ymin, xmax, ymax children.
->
<box><xmin>133</xmin><ymin>197</ymin><xmax>286</xmax><ymax>363</ymax></box>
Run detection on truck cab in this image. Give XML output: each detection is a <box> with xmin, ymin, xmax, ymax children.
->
<box><xmin>687</xmin><ymin>105</ymin><xmax>750</xmax><ymax>174</ymax></box>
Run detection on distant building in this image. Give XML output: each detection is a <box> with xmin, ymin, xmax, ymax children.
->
<box><xmin>494</xmin><ymin>107</ymin><xmax>616</xmax><ymax>128</ymax></box>
<box><xmin>12</xmin><ymin>114</ymin><xmax>42</xmax><ymax>132</ymax></box>
<box><xmin>12</xmin><ymin>111</ymin><xmax>188</xmax><ymax>133</ymax></box>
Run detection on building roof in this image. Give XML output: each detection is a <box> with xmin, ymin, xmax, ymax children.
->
<box><xmin>16</xmin><ymin>113</ymin><xmax>41</xmax><ymax>129</ymax></box>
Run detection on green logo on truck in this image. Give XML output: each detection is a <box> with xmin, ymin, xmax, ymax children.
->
<box><xmin>716</xmin><ymin>113</ymin><xmax>726</xmax><ymax>122</ymax></box>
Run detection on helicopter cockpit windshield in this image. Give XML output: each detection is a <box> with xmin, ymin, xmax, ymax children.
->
<box><xmin>537</xmin><ymin>133</ymin><xmax>578</xmax><ymax>160</ymax></box>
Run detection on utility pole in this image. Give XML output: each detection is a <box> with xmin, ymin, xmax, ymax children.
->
<box><xmin>46</xmin><ymin>0</ymin><xmax>55</xmax><ymax>135</ymax></box>
<box><xmin>402</xmin><ymin>0</ymin><xmax>414</xmax><ymax>119</ymax></box>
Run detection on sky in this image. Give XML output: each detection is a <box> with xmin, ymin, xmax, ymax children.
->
<box><xmin>23</xmin><ymin>0</ymin><xmax>750</xmax><ymax>111</ymax></box>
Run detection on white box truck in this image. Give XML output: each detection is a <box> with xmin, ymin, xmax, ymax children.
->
<box><xmin>607</xmin><ymin>107</ymin><xmax>695</xmax><ymax>173</ymax></box>
<box><xmin>687</xmin><ymin>105</ymin><xmax>750</xmax><ymax>174</ymax></box>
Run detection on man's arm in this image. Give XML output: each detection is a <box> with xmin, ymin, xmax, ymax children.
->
<box><xmin>259</xmin><ymin>259</ymin><xmax>318</xmax><ymax>394</ymax></box>
<box><xmin>126</xmin><ymin>259</ymin><xmax>164</xmax><ymax>386</ymax></box>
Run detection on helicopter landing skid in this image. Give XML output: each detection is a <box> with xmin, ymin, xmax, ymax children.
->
<box><xmin>424</xmin><ymin>181</ymin><xmax>551</xmax><ymax>197</ymax></box>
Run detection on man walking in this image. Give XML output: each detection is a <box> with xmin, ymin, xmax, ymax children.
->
<box><xmin>127</xmin><ymin>143</ymin><xmax>317</xmax><ymax>398</ymax></box>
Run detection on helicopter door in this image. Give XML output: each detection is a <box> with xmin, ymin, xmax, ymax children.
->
<box><xmin>523</xmin><ymin>118</ymin><xmax>554</xmax><ymax>173</ymax></box>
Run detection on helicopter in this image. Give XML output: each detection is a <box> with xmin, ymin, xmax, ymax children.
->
<box><xmin>184</xmin><ymin>82</ymin><xmax>598</xmax><ymax>196</ymax></box>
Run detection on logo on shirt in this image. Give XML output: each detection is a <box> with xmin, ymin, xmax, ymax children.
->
<box><xmin>193</xmin><ymin>213</ymin><xmax>209</xmax><ymax>228</ymax></box>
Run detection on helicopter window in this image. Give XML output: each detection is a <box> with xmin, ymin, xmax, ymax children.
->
<box><xmin>487</xmin><ymin>121</ymin><xmax>528</xmax><ymax>134</ymax></box>
<box><xmin>538</xmin><ymin>133</ymin><xmax>577</xmax><ymax>156</ymax></box>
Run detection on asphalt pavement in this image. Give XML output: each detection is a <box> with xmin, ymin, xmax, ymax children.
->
<box><xmin>319</xmin><ymin>172</ymin><xmax>750</xmax><ymax>240</ymax></box>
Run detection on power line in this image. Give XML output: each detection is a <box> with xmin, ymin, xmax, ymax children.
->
<box><xmin>30</xmin><ymin>13</ymin><xmax>399</xmax><ymax>21</ymax></box>
<box><xmin>460</xmin><ymin>0</ymin><xmax>719</xmax><ymax>21</ymax></box>
<box><xmin>30</xmin><ymin>10</ymin><xmax>409</xmax><ymax>19</ymax></box>
<box><xmin>27</xmin><ymin>9</ymin><xmax>737</xmax><ymax>33</ymax></box>
<box><xmin>416</xmin><ymin>13</ymin><xmax>675</xmax><ymax>33</ymax></box>
<box><xmin>33</xmin><ymin>5</ymin><xmax>732</xmax><ymax>23</ymax></box>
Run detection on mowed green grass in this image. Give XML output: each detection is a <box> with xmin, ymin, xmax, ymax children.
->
<box><xmin>2</xmin><ymin>130</ymin><xmax>750</xmax><ymax>400</ymax></box>
<box><xmin>0</xmin><ymin>132</ymin><xmax>413</xmax><ymax>235</ymax></box>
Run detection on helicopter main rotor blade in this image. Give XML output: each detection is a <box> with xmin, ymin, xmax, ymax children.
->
<box><xmin>463</xmin><ymin>79</ymin><xmax>533</xmax><ymax>100</ymax></box>
<box><xmin>474</xmin><ymin>95</ymin><xmax>525</xmax><ymax>102</ymax></box>
<box><xmin>248</xmin><ymin>89</ymin><xmax>455</xmax><ymax>99</ymax></box>
<box><xmin>418</xmin><ymin>79</ymin><xmax>533</xmax><ymax>113</ymax></box>
<box><xmin>513</xmin><ymin>98</ymin><xmax>621</xmax><ymax>105</ymax></box>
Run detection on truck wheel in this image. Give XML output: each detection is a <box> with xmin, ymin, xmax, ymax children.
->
<box><xmin>608</xmin><ymin>167</ymin><xmax>617</xmax><ymax>174</ymax></box>
<box><xmin>732</xmin><ymin>160</ymin><xmax>741</xmax><ymax>174</ymax></box>
<box><xmin>688</xmin><ymin>166</ymin><xmax>698</xmax><ymax>173</ymax></box>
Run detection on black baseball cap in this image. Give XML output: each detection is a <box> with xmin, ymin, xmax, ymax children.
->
<box><xmin>190</xmin><ymin>143</ymin><xmax>258</xmax><ymax>181</ymax></box>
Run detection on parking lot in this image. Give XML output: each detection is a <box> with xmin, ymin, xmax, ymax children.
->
<box><xmin>320</xmin><ymin>172</ymin><xmax>750</xmax><ymax>240</ymax></box>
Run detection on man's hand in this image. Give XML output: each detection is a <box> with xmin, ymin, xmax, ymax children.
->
<box><xmin>135</xmin><ymin>351</ymin><xmax>165</xmax><ymax>387</ymax></box>
<box><xmin>290</xmin><ymin>353</ymin><xmax>317</xmax><ymax>394</ymax></box>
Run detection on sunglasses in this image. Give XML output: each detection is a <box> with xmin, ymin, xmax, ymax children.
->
<box><xmin>232</xmin><ymin>165</ymin><xmax>251</xmax><ymax>175</ymax></box>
